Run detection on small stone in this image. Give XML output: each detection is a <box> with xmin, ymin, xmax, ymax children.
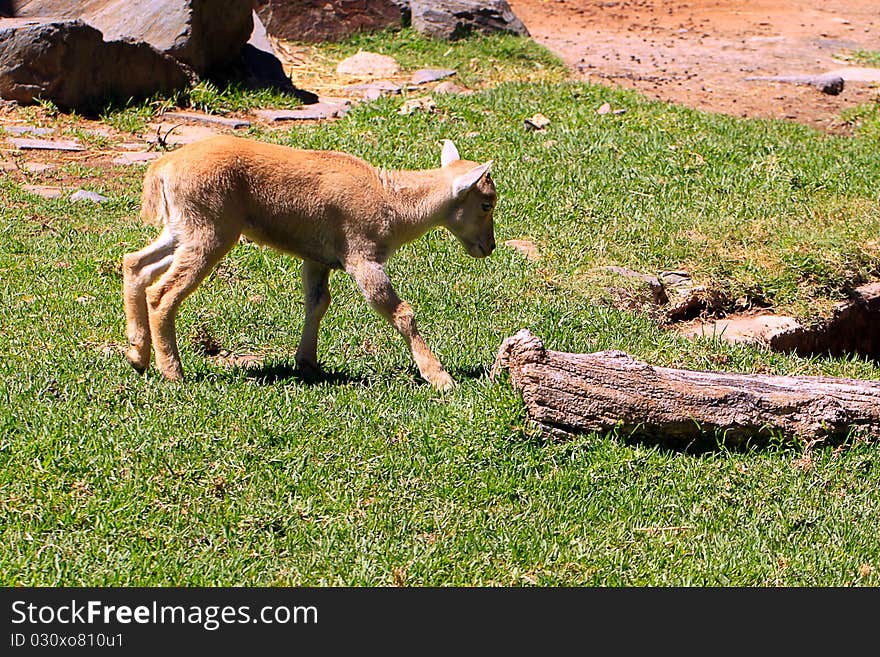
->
<box><xmin>336</xmin><ymin>51</ymin><xmax>400</xmax><ymax>77</ymax></box>
<box><xmin>601</xmin><ymin>265</ymin><xmax>667</xmax><ymax>305</ymax></box>
<box><xmin>524</xmin><ymin>113</ymin><xmax>550</xmax><ymax>130</ymax></box>
<box><xmin>162</xmin><ymin>111</ymin><xmax>251</xmax><ymax>129</ymax></box>
<box><xmin>70</xmin><ymin>189</ymin><xmax>108</xmax><ymax>203</ymax></box>
<box><xmin>659</xmin><ymin>270</ymin><xmax>707</xmax><ymax>320</ymax></box>
<box><xmin>433</xmin><ymin>80</ymin><xmax>473</xmax><ymax>95</ymax></box>
<box><xmin>597</xmin><ymin>102</ymin><xmax>612</xmax><ymax>115</ymax></box>
<box><xmin>112</xmin><ymin>151</ymin><xmax>161</xmax><ymax>166</ymax></box>
<box><xmin>504</xmin><ymin>239</ymin><xmax>540</xmax><ymax>261</ymax></box>
<box><xmin>9</xmin><ymin>137</ymin><xmax>84</xmax><ymax>151</ymax></box>
<box><xmin>410</xmin><ymin>68</ymin><xmax>457</xmax><ymax>85</ymax></box>
<box><xmin>0</xmin><ymin>159</ymin><xmax>17</xmax><ymax>171</ymax></box>
<box><xmin>22</xmin><ymin>184</ymin><xmax>63</xmax><ymax>199</ymax></box>
<box><xmin>398</xmin><ymin>97</ymin><xmax>436</xmax><ymax>115</ymax></box>
<box><xmin>659</xmin><ymin>270</ymin><xmax>693</xmax><ymax>289</ymax></box>
<box><xmin>811</xmin><ymin>73</ymin><xmax>844</xmax><ymax>95</ymax></box>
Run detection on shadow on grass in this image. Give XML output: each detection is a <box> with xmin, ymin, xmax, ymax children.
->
<box><xmin>448</xmin><ymin>364</ymin><xmax>491</xmax><ymax>381</ymax></box>
<box><xmin>242</xmin><ymin>360</ymin><xmax>371</xmax><ymax>386</ymax></box>
<box><xmin>221</xmin><ymin>360</ymin><xmax>492</xmax><ymax>387</ymax></box>
<box><xmin>559</xmin><ymin>425</ymin><xmax>872</xmax><ymax>456</ymax></box>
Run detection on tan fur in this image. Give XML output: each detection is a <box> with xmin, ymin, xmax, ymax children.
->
<box><xmin>122</xmin><ymin>135</ymin><xmax>496</xmax><ymax>390</ymax></box>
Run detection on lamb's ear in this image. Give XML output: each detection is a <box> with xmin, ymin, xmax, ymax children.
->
<box><xmin>441</xmin><ymin>139</ymin><xmax>460</xmax><ymax>168</ymax></box>
<box><xmin>452</xmin><ymin>160</ymin><xmax>492</xmax><ymax>198</ymax></box>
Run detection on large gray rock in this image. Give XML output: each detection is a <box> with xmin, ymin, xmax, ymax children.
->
<box><xmin>410</xmin><ymin>0</ymin><xmax>528</xmax><ymax>40</ymax></box>
<box><xmin>0</xmin><ymin>18</ymin><xmax>189</xmax><ymax>111</ymax></box>
<box><xmin>7</xmin><ymin>0</ymin><xmax>253</xmax><ymax>74</ymax></box>
<box><xmin>254</xmin><ymin>0</ymin><xmax>407</xmax><ymax>42</ymax></box>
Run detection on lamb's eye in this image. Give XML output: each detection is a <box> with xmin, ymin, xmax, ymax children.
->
<box><xmin>481</xmin><ymin>202</ymin><xmax>493</xmax><ymax>212</ymax></box>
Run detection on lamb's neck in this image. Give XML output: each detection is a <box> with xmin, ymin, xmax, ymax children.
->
<box><xmin>378</xmin><ymin>168</ymin><xmax>453</xmax><ymax>231</ymax></box>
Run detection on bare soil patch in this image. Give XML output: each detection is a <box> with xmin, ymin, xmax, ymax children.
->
<box><xmin>509</xmin><ymin>0</ymin><xmax>880</xmax><ymax>131</ymax></box>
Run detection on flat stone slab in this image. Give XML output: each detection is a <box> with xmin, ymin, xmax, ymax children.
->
<box><xmin>825</xmin><ymin>67</ymin><xmax>880</xmax><ymax>83</ymax></box>
<box><xmin>410</xmin><ymin>68</ymin><xmax>456</xmax><ymax>85</ymax></box>
<box><xmin>112</xmin><ymin>151</ymin><xmax>161</xmax><ymax>166</ymax></box>
<box><xmin>22</xmin><ymin>162</ymin><xmax>55</xmax><ymax>173</ymax></box>
<box><xmin>680</xmin><ymin>282</ymin><xmax>880</xmax><ymax>358</ymax></box>
<box><xmin>745</xmin><ymin>72</ymin><xmax>845</xmax><ymax>95</ymax></box>
<box><xmin>253</xmin><ymin>101</ymin><xmax>349</xmax><ymax>122</ymax></box>
<box><xmin>342</xmin><ymin>80</ymin><xmax>402</xmax><ymax>100</ymax></box>
<box><xmin>145</xmin><ymin>122</ymin><xmax>219</xmax><ymax>145</ymax></box>
<box><xmin>9</xmin><ymin>137</ymin><xmax>84</xmax><ymax>151</ymax></box>
<box><xmin>317</xmin><ymin>96</ymin><xmax>352</xmax><ymax>107</ymax></box>
<box><xmin>162</xmin><ymin>111</ymin><xmax>251</xmax><ymax>129</ymax></box>
<box><xmin>21</xmin><ymin>184</ymin><xmax>64</xmax><ymax>199</ymax></box>
<box><xmin>2</xmin><ymin>125</ymin><xmax>54</xmax><ymax>136</ymax></box>
<box><xmin>70</xmin><ymin>189</ymin><xmax>108</xmax><ymax>203</ymax></box>
<box><xmin>336</xmin><ymin>51</ymin><xmax>400</xmax><ymax>77</ymax></box>
<box><xmin>680</xmin><ymin>314</ymin><xmax>803</xmax><ymax>345</ymax></box>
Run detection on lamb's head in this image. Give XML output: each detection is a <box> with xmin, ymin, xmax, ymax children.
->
<box><xmin>440</xmin><ymin>140</ymin><xmax>496</xmax><ymax>259</ymax></box>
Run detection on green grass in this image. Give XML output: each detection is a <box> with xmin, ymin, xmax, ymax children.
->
<box><xmin>99</xmin><ymin>81</ymin><xmax>309</xmax><ymax>135</ymax></box>
<box><xmin>322</xmin><ymin>27</ymin><xmax>567</xmax><ymax>83</ymax></box>
<box><xmin>840</xmin><ymin>49</ymin><xmax>880</xmax><ymax>67</ymax></box>
<box><xmin>2</xmin><ymin>33</ymin><xmax>880</xmax><ymax>586</ymax></box>
<box><xmin>293</xmin><ymin>27</ymin><xmax>568</xmax><ymax>92</ymax></box>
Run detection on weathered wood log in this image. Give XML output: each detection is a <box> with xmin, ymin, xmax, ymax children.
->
<box><xmin>491</xmin><ymin>330</ymin><xmax>880</xmax><ymax>442</ymax></box>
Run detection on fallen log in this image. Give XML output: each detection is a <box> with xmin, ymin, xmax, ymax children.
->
<box><xmin>491</xmin><ymin>330</ymin><xmax>880</xmax><ymax>442</ymax></box>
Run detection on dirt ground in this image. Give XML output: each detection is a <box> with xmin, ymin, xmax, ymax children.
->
<box><xmin>508</xmin><ymin>0</ymin><xmax>880</xmax><ymax>131</ymax></box>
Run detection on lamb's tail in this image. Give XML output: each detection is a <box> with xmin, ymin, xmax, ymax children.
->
<box><xmin>139</xmin><ymin>163</ymin><xmax>167</xmax><ymax>227</ymax></box>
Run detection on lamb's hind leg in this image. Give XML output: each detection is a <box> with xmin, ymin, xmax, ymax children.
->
<box><xmin>122</xmin><ymin>229</ymin><xmax>176</xmax><ymax>372</ymax></box>
<box><xmin>146</xmin><ymin>234</ymin><xmax>238</xmax><ymax>380</ymax></box>
<box><xmin>295</xmin><ymin>260</ymin><xmax>331</xmax><ymax>377</ymax></box>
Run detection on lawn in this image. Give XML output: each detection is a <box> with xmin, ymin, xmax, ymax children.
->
<box><xmin>1</xmin><ymin>30</ymin><xmax>879</xmax><ymax>586</ymax></box>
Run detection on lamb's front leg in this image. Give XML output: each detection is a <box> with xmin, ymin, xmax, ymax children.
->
<box><xmin>347</xmin><ymin>260</ymin><xmax>454</xmax><ymax>391</ymax></box>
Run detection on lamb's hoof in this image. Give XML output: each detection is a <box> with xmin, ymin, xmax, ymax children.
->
<box><xmin>295</xmin><ymin>360</ymin><xmax>322</xmax><ymax>380</ymax></box>
<box><xmin>429</xmin><ymin>371</ymin><xmax>455</xmax><ymax>392</ymax></box>
<box><xmin>158</xmin><ymin>364</ymin><xmax>184</xmax><ymax>381</ymax></box>
<box><xmin>125</xmin><ymin>347</ymin><xmax>149</xmax><ymax>373</ymax></box>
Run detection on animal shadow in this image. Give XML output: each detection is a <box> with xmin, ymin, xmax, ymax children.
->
<box><xmin>242</xmin><ymin>360</ymin><xmax>369</xmax><ymax>386</ymax></box>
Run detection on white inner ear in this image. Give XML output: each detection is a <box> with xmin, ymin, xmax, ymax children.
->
<box><xmin>441</xmin><ymin>140</ymin><xmax>461</xmax><ymax>168</ymax></box>
<box><xmin>452</xmin><ymin>161</ymin><xmax>492</xmax><ymax>198</ymax></box>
